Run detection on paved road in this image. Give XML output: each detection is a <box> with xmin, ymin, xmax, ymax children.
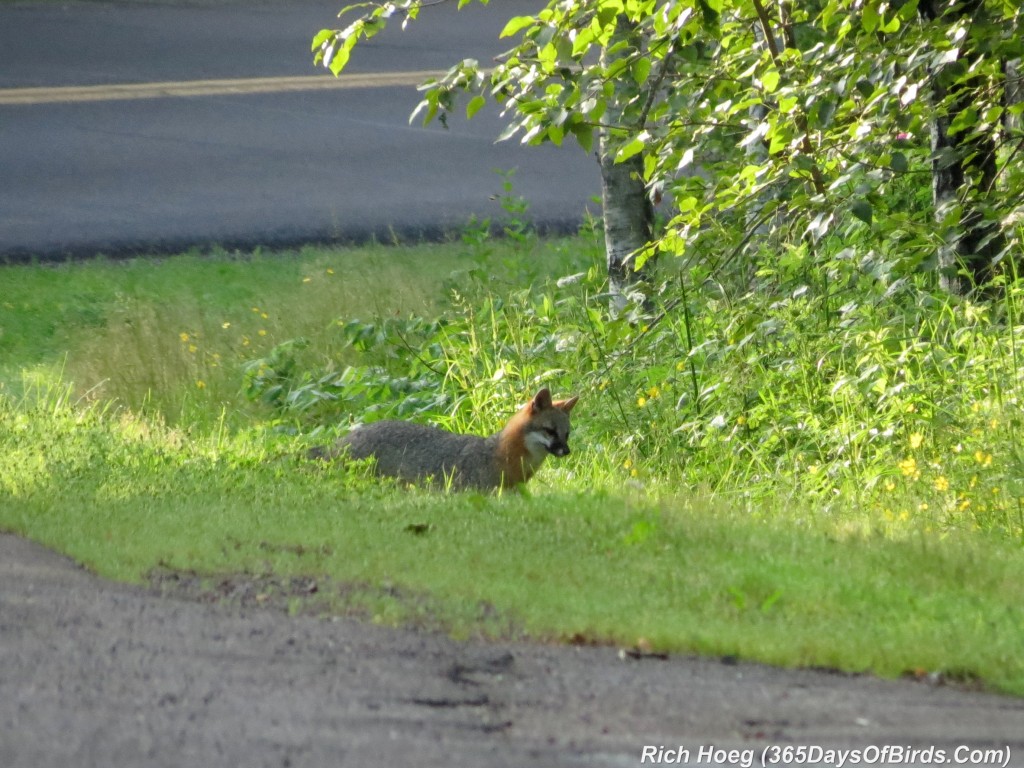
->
<box><xmin>4</xmin><ymin>533</ymin><xmax>1023</xmax><ymax>768</ymax></box>
<box><xmin>0</xmin><ymin>0</ymin><xmax>600</xmax><ymax>259</ymax></box>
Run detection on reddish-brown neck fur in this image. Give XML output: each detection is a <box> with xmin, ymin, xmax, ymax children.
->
<box><xmin>494</xmin><ymin>403</ymin><xmax>538</xmax><ymax>487</ymax></box>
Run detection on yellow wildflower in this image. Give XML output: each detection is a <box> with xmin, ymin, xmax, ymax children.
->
<box><xmin>898</xmin><ymin>456</ymin><xmax>918</xmax><ymax>478</ymax></box>
<box><xmin>934</xmin><ymin>476</ymin><xmax>949</xmax><ymax>492</ymax></box>
<box><xmin>195</xmin><ymin>380</ymin><xmax>206</xmax><ymax>389</ymax></box>
<box><xmin>179</xmin><ymin>332</ymin><xmax>190</xmax><ymax>342</ymax></box>
<box><xmin>909</xmin><ymin>432</ymin><xmax>924</xmax><ymax>449</ymax></box>
<box><xmin>637</xmin><ymin>396</ymin><xmax>647</xmax><ymax>407</ymax></box>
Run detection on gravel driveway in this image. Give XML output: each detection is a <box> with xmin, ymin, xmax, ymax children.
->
<box><xmin>2</xmin><ymin>534</ymin><xmax>1021</xmax><ymax>768</ymax></box>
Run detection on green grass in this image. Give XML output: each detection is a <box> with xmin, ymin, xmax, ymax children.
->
<box><xmin>2</xmin><ymin>390</ymin><xmax>1022</xmax><ymax>693</ymax></box>
<box><xmin>0</xmin><ymin>237</ymin><xmax>579</xmax><ymax>425</ymax></box>
<box><xmin>2</xmin><ymin>232</ymin><xmax>1024</xmax><ymax>696</ymax></box>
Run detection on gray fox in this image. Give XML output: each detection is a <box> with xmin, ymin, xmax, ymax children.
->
<box><xmin>313</xmin><ymin>388</ymin><xmax>579</xmax><ymax>491</ymax></box>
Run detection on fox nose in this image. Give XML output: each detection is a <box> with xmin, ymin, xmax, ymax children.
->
<box><xmin>552</xmin><ymin>444</ymin><xmax>570</xmax><ymax>457</ymax></box>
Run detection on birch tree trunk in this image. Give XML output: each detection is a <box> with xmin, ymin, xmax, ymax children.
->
<box><xmin>599</xmin><ymin>16</ymin><xmax>655</xmax><ymax>314</ymax></box>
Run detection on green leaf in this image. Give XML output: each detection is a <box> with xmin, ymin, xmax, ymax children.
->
<box><xmin>466</xmin><ymin>95</ymin><xmax>486</xmax><ymax>120</ymax></box>
<box><xmin>762</xmin><ymin>68</ymin><xmax>780</xmax><ymax>93</ymax></box>
<box><xmin>948</xmin><ymin>106</ymin><xmax>979</xmax><ymax>137</ymax></box>
<box><xmin>767</xmin><ymin>129</ymin><xmax>788</xmax><ymax>155</ymax></box>
<box><xmin>615</xmin><ymin>136</ymin><xmax>646</xmax><ymax>163</ymax></box>
<box><xmin>572</xmin><ymin>26</ymin><xmax>595</xmax><ymax>56</ymax></box>
<box><xmin>500</xmin><ymin>15</ymin><xmax>535</xmax><ymax>39</ymax></box>
<box><xmin>880</xmin><ymin>14</ymin><xmax>900</xmax><ymax>34</ymax></box>
<box><xmin>890</xmin><ymin>152</ymin><xmax>908</xmax><ymax>173</ymax></box>
<box><xmin>862</xmin><ymin>3</ymin><xmax>880</xmax><ymax>33</ymax></box>
<box><xmin>778</xmin><ymin>95</ymin><xmax>798</xmax><ymax>113</ymax></box>
<box><xmin>632</xmin><ymin>57</ymin><xmax>652</xmax><ymax>85</ymax></box>
<box><xmin>312</xmin><ymin>29</ymin><xmax>334</xmax><ymax>53</ymax></box>
<box><xmin>851</xmin><ymin>198</ymin><xmax>873</xmax><ymax>225</ymax></box>
<box><xmin>328</xmin><ymin>47</ymin><xmax>351</xmax><ymax>76</ymax></box>
<box><xmin>409</xmin><ymin>95</ymin><xmax>439</xmax><ymax>126</ymax></box>
<box><xmin>569</xmin><ymin>121</ymin><xmax>593</xmax><ymax>153</ymax></box>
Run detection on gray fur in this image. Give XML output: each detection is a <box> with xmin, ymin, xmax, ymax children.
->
<box><xmin>339</xmin><ymin>421</ymin><xmax>504</xmax><ymax>490</ymax></box>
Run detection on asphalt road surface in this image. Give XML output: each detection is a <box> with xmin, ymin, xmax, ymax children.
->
<box><xmin>0</xmin><ymin>0</ymin><xmax>600</xmax><ymax>259</ymax></box>
<box><xmin>3</xmin><ymin>533</ymin><xmax>1023</xmax><ymax>768</ymax></box>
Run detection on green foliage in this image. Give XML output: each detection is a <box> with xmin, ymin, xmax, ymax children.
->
<box><xmin>0</xmin><ymin>237</ymin><xmax>572</xmax><ymax>429</ymax></box>
<box><xmin>241</xmin><ymin>319</ymin><xmax>452</xmax><ymax>427</ymax></box>
<box><xmin>233</xmin><ymin>228</ymin><xmax>1024</xmax><ymax>543</ymax></box>
<box><xmin>315</xmin><ymin>0</ymin><xmax>1024</xmax><ymax>288</ymax></box>
<box><xmin>305</xmin><ymin>0</ymin><xmax>1024</xmax><ymax>535</ymax></box>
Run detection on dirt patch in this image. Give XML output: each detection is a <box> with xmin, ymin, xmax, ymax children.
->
<box><xmin>148</xmin><ymin>564</ymin><xmax>526</xmax><ymax>641</ymax></box>
<box><xmin>3</xmin><ymin>533</ymin><xmax>1022</xmax><ymax>768</ymax></box>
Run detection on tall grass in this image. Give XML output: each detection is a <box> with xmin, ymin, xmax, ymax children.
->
<box><xmin>241</xmin><ymin>232</ymin><xmax>1024</xmax><ymax>543</ymax></box>
<box><xmin>6</xmin><ymin>223</ymin><xmax>1024</xmax><ymax>541</ymax></box>
<box><xmin>0</xmin><ymin>235</ymin><xmax>588</xmax><ymax>427</ymax></box>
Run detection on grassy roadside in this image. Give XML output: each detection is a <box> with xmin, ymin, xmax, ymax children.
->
<box><xmin>0</xmin><ymin>236</ymin><xmax>573</xmax><ymax>424</ymax></box>
<box><xmin>3</xmin><ymin>390</ymin><xmax>1022</xmax><ymax>694</ymax></box>
<box><xmin>2</xmin><ymin>235</ymin><xmax>1024</xmax><ymax>696</ymax></box>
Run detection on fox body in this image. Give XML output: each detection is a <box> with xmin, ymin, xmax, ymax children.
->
<box><xmin>324</xmin><ymin>388</ymin><xmax>578</xmax><ymax>491</ymax></box>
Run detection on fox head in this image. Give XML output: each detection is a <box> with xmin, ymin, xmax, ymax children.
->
<box><xmin>522</xmin><ymin>387</ymin><xmax>579</xmax><ymax>459</ymax></box>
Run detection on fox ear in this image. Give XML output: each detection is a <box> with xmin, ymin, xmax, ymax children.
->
<box><xmin>555</xmin><ymin>395</ymin><xmax>579</xmax><ymax>413</ymax></box>
<box><xmin>531</xmin><ymin>388</ymin><xmax>553</xmax><ymax>412</ymax></box>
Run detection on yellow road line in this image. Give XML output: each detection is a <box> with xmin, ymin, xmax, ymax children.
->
<box><xmin>0</xmin><ymin>71</ymin><xmax>447</xmax><ymax>106</ymax></box>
